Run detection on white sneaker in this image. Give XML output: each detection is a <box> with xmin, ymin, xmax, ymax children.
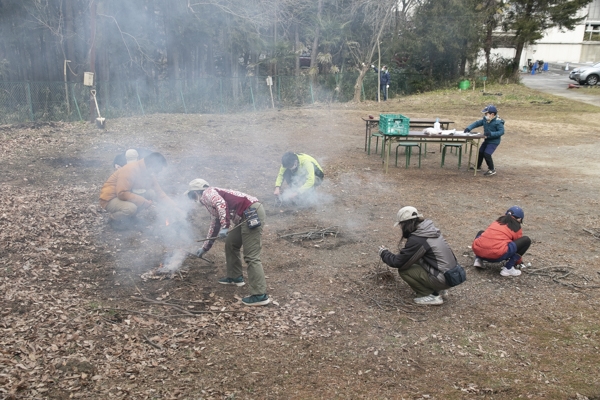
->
<box><xmin>473</xmin><ymin>257</ymin><xmax>483</xmax><ymax>268</ymax></box>
<box><xmin>414</xmin><ymin>294</ymin><xmax>443</xmax><ymax>306</ymax></box>
<box><xmin>500</xmin><ymin>267</ymin><xmax>522</xmax><ymax>277</ymax></box>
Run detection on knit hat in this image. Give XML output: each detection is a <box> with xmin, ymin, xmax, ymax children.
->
<box><xmin>125</xmin><ymin>149</ymin><xmax>139</xmax><ymax>163</ymax></box>
<box><xmin>184</xmin><ymin>178</ymin><xmax>210</xmax><ymax>195</ymax></box>
<box><xmin>394</xmin><ymin>206</ymin><xmax>423</xmax><ymax>226</ymax></box>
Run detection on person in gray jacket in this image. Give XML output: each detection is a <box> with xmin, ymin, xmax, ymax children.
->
<box><xmin>378</xmin><ymin>206</ymin><xmax>458</xmax><ymax>306</ymax></box>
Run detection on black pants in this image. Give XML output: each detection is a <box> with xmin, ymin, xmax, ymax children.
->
<box><xmin>477</xmin><ymin>142</ymin><xmax>498</xmax><ymax>170</ymax></box>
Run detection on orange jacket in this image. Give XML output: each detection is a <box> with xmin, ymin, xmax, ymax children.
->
<box><xmin>472</xmin><ymin>220</ymin><xmax>522</xmax><ymax>260</ymax></box>
<box><xmin>99</xmin><ymin>159</ymin><xmax>175</xmax><ymax>209</ymax></box>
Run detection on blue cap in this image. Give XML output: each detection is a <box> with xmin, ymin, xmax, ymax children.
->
<box><xmin>482</xmin><ymin>105</ymin><xmax>497</xmax><ymax>114</ymax></box>
<box><xmin>506</xmin><ymin>206</ymin><xmax>524</xmax><ymax>220</ymax></box>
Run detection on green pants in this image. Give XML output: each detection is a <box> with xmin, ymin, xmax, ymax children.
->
<box><xmin>398</xmin><ymin>263</ymin><xmax>435</xmax><ymax>297</ymax></box>
<box><xmin>105</xmin><ymin>189</ymin><xmax>156</xmax><ymax>221</ymax></box>
<box><xmin>225</xmin><ymin>203</ymin><xmax>266</xmax><ymax>295</ymax></box>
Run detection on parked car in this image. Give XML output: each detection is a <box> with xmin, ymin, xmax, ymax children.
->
<box><xmin>569</xmin><ymin>62</ymin><xmax>600</xmax><ymax>85</ymax></box>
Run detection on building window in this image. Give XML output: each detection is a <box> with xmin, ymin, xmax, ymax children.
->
<box><xmin>585</xmin><ymin>23</ymin><xmax>600</xmax><ymax>41</ymax></box>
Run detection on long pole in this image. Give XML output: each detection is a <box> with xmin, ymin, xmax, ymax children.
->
<box><xmin>64</xmin><ymin>60</ymin><xmax>71</xmax><ymax>117</ymax></box>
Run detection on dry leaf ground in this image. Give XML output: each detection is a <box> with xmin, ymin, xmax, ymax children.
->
<box><xmin>1</xmin><ymin>84</ymin><xmax>600</xmax><ymax>399</ymax></box>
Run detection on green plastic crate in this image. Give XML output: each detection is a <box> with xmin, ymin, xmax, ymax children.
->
<box><xmin>379</xmin><ymin>113</ymin><xmax>410</xmax><ymax>135</ymax></box>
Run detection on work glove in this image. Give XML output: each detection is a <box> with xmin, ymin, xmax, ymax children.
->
<box><xmin>378</xmin><ymin>245</ymin><xmax>388</xmax><ymax>256</ymax></box>
<box><xmin>218</xmin><ymin>228</ymin><xmax>229</xmax><ymax>238</ymax></box>
<box><xmin>196</xmin><ymin>248</ymin><xmax>206</xmax><ymax>258</ymax></box>
<box><xmin>371</xmin><ymin>64</ymin><xmax>375</xmax><ymax>69</ymax></box>
<box><xmin>386</xmin><ymin>85</ymin><xmax>389</xmax><ymax>88</ymax></box>
<box><xmin>463</xmin><ymin>128</ymin><xmax>470</xmax><ymax>133</ymax></box>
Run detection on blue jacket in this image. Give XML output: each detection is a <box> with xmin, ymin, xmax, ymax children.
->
<box><xmin>373</xmin><ymin>67</ymin><xmax>390</xmax><ymax>85</ymax></box>
<box><xmin>466</xmin><ymin>116</ymin><xmax>504</xmax><ymax>145</ymax></box>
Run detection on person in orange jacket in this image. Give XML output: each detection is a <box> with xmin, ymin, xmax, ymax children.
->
<box><xmin>99</xmin><ymin>152</ymin><xmax>180</xmax><ymax>228</ymax></box>
<box><xmin>472</xmin><ymin>206</ymin><xmax>531</xmax><ymax>277</ymax></box>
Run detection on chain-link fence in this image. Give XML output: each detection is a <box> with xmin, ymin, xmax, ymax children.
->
<box><xmin>0</xmin><ymin>72</ymin><xmax>424</xmax><ymax>125</ymax></box>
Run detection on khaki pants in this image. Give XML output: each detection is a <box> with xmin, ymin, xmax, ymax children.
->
<box><xmin>224</xmin><ymin>203</ymin><xmax>266</xmax><ymax>295</ymax></box>
<box><xmin>398</xmin><ymin>263</ymin><xmax>435</xmax><ymax>297</ymax></box>
<box><xmin>105</xmin><ymin>190</ymin><xmax>156</xmax><ymax>221</ymax></box>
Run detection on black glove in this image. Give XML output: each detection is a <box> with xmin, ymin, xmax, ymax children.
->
<box><xmin>463</xmin><ymin>128</ymin><xmax>470</xmax><ymax>133</ymax></box>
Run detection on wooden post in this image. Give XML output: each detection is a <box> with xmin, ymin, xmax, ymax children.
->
<box><xmin>266</xmin><ymin>76</ymin><xmax>275</xmax><ymax>108</ymax></box>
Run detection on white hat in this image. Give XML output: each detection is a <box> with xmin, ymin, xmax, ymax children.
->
<box><xmin>184</xmin><ymin>178</ymin><xmax>210</xmax><ymax>195</ymax></box>
<box><xmin>394</xmin><ymin>206</ymin><xmax>423</xmax><ymax>226</ymax></box>
<box><xmin>125</xmin><ymin>149</ymin><xmax>139</xmax><ymax>163</ymax></box>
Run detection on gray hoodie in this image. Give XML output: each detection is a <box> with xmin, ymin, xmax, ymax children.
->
<box><xmin>380</xmin><ymin>219</ymin><xmax>457</xmax><ymax>290</ymax></box>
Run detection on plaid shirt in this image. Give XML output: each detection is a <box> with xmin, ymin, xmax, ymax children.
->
<box><xmin>199</xmin><ymin>187</ymin><xmax>258</xmax><ymax>251</ymax></box>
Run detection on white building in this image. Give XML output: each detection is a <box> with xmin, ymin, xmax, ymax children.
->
<box><xmin>491</xmin><ymin>0</ymin><xmax>600</xmax><ymax>67</ymax></box>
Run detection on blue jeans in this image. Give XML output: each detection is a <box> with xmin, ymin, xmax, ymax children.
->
<box><xmin>380</xmin><ymin>85</ymin><xmax>388</xmax><ymax>101</ymax></box>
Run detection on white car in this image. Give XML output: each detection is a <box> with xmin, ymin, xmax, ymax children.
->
<box><xmin>569</xmin><ymin>62</ymin><xmax>600</xmax><ymax>85</ymax></box>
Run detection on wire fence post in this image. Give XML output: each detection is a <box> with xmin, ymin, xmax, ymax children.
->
<box><xmin>136</xmin><ymin>83</ymin><xmax>145</xmax><ymax>115</ymax></box>
<box><xmin>310</xmin><ymin>81</ymin><xmax>315</xmax><ymax>104</ymax></box>
<box><xmin>26</xmin><ymin>82</ymin><xmax>34</xmax><ymax>121</ymax></box>
<box><xmin>180</xmin><ymin>90</ymin><xmax>188</xmax><ymax>114</ymax></box>
<box><xmin>72</xmin><ymin>85</ymin><xmax>82</xmax><ymax>121</ymax></box>
<box><xmin>361</xmin><ymin>82</ymin><xmax>365</xmax><ymax>102</ymax></box>
<box><xmin>219</xmin><ymin>78</ymin><xmax>224</xmax><ymax>113</ymax></box>
<box><xmin>249</xmin><ymin>85</ymin><xmax>256</xmax><ymax>112</ymax></box>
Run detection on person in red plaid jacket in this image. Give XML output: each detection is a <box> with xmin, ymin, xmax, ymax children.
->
<box><xmin>185</xmin><ymin>179</ymin><xmax>270</xmax><ymax>306</ymax></box>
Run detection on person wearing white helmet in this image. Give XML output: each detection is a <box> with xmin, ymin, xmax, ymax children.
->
<box><xmin>472</xmin><ymin>206</ymin><xmax>531</xmax><ymax>277</ymax></box>
<box><xmin>185</xmin><ymin>179</ymin><xmax>270</xmax><ymax>307</ymax></box>
<box><xmin>378</xmin><ymin>206</ymin><xmax>465</xmax><ymax>306</ymax></box>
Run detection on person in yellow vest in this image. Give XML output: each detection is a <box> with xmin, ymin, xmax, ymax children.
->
<box><xmin>273</xmin><ymin>152</ymin><xmax>324</xmax><ymax>204</ymax></box>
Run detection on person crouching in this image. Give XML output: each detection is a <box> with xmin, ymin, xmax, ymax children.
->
<box><xmin>185</xmin><ymin>179</ymin><xmax>270</xmax><ymax>307</ymax></box>
<box><xmin>378</xmin><ymin>206</ymin><xmax>466</xmax><ymax>306</ymax></box>
<box><xmin>472</xmin><ymin>206</ymin><xmax>531</xmax><ymax>277</ymax></box>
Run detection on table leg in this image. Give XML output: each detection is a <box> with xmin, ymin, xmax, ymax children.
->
<box><xmin>364</xmin><ymin>122</ymin><xmax>369</xmax><ymax>151</ymax></box>
<box><xmin>467</xmin><ymin>138</ymin><xmax>480</xmax><ymax>176</ymax></box>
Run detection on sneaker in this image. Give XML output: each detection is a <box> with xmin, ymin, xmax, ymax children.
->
<box><xmin>500</xmin><ymin>267</ymin><xmax>522</xmax><ymax>277</ymax></box>
<box><xmin>439</xmin><ymin>290</ymin><xmax>449</xmax><ymax>299</ymax></box>
<box><xmin>413</xmin><ymin>294</ymin><xmax>443</xmax><ymax>306</ymax></box>
<box><xmin>218</xmin><ymin>276</ymin><xmax>245</xmax><ymax>286</ymax></box>
<box><xmin>242</xmin><ymin>294</ymin><xmax>271</xmax><ymax>306</ymax></box>
<box><xmin>484</xmin><ymin>169</ymin><xmax>497</xmax><ymax>176</ymax></box>
<box><xmin>473</xmin><ymin>257</ymin><xmax>483</xmax><ymax>268</ymax></box>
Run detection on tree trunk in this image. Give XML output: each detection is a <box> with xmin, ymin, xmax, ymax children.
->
<box><xmin>512</xmin><ymin>40</ymin><xmax>525</xmax><ymax>76</ymax></box>
<box><xmin>294</xmin><ymin>24</ymin><xmax>300</xmax><ymax>76</ymax></box>
<box><xmin>310</xmin><ymin>0</ymin><xmax>323</xmax><ymax>71</ymax></box>
<box><xmin>89</xmin><ymin>0</ymin><xmax>97</xmax><ymax>122</ymax></box>
<box><xmin>485</xmin><ymin>24</ymin><xmax>492</xmax><ymax>78</ymax></box>
<box><xmin>353</xmin><ymin>66</ymin><xmax>370</xmax><ymax>102</ymax></box>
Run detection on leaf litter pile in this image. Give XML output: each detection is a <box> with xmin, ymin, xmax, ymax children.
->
<box><xmin>0</xmin><ymin>184</ymin><xmax>333</xmax><ymax>398</ymax></box>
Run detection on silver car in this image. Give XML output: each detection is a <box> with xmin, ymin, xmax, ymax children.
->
<box><xmin>569</xmin><ymin>62</ymin><xmax>600</xmax><ymax>85</ymax></box>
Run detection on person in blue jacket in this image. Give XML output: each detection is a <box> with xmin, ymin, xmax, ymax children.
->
<box><xmin>371</xmin><ymin>64</ymin><xmax>390</xmax><ymax>101</ymax></box>
<box><xmin>463</xmin><ymin>105</ymin><xmax>504</xmax><ymax>176</ymax></box>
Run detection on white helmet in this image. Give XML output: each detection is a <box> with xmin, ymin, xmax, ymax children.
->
<box><xmin>184</xmin><ymin>178</ymin><xmax>209</xmax><ymax>196</ymax></box>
